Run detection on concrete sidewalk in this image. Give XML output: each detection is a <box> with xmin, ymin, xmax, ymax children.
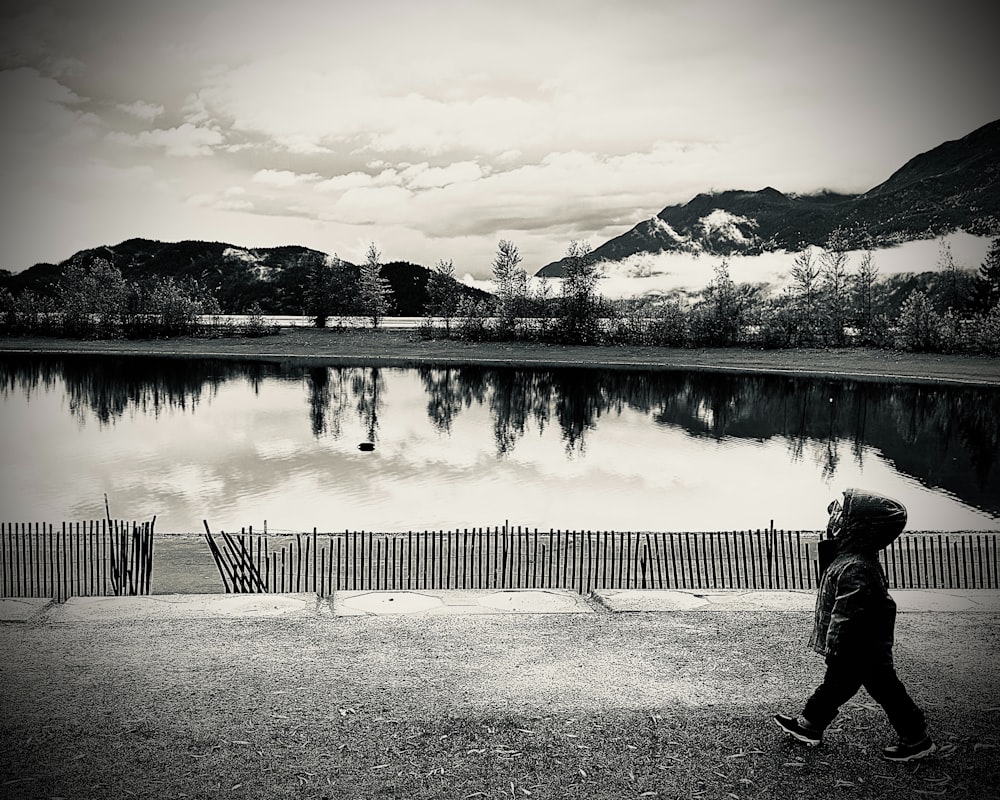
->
<box><xmin>2</xmin><ymin>587</ymin><xmax>998</xmax><ymax>623</ymax></box>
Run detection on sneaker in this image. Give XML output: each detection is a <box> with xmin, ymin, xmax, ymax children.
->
<box><xmin>882</xmin><ymin>736</ymin><xmax>937</xmax><ymax>762</ymax></box>
<box><xmin>774</xmin><ymin>714</ymin><xmax>822</xmax><ymax>746</ymax></box>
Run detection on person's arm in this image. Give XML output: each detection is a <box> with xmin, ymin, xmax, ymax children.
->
<box><xmin>824</xmin><ymin>562</ymin><xmax>871</xmax><ymax>656</ymax></box>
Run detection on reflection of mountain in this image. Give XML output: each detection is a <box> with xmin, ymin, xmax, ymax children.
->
<box><xmin>2</xmin><ymin>355</ymin><xmax>997</xmax><ymax>518</ymax></box>
<box><xmin>415</xmin><ymin>367</ymin><xmax>999</xmax><ymax>516</ymax></box>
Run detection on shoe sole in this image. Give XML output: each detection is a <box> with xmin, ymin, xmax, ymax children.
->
<box><xmin>774</xmin><ymin>717</ymin><xmax>821</xmax><ymax>747</ymax></box>
<box><xmin>882</xmin><ymin>743</ymin><xmax>938</xmax><ymax>762</ymax></box>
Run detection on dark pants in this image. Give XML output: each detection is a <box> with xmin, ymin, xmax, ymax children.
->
<box><xmin>803</xmin><ymin>652</ymin><xmax>926</xmax><ymax>741</ymax></box>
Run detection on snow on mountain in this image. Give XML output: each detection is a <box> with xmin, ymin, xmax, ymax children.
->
<box><xmin>222</xmin><ymin>246</ymin><xmax>274</xmax><ymax>280</ymax></box>
<box><xmin>699</xmin><ymin>209</ymin><xmax>757</xmax><ymax>246</ymax></box>
<box><xmin>648</xmin><ymin>215</ymin><xmax>685</xmax><ymax>243</ymax></box>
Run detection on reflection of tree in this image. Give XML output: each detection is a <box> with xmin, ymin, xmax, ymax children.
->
<box><xmin>306</xmin><ymin>366</ymin><xmax>385</xmax><ymax>442</ymax></box>
<box><xmin>306</xmin><ymin>367</ymin><xmax>353</xmax><ymax>439</ymax></box>
<box><xmin>459</xmin><ymin>366</ymin><xmax>1000</xmax><ymax>515</ymax></box>
<box><xmin>490</xmin><ymin>370</ymin><xmax>534</xmax><ymax>455</ymax></box>
<box><xmin>552</xmin><ymin>370</ymin><xmax>606</xmax><ymax>455</ymax></box>
<box><xmin>419</xmin><ymin>367</ymin><xmax>465</xmax><ymax>434</ymax></box>
<box><xmin>0</xmin><ymin>354</ymin><xmax>267</xmax><ymax>425</ymax></box>
<box><xmin>306</xmin><ymin>367</ymin><xmax>330</xmax><ymax>437</ymax></box>
<box><xmin>352</xmin><ymin>367</ymin><xmax>385</xmax><ymax>443</ymax></box>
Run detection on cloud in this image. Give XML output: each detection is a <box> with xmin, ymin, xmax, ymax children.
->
<box><xmin>0</xmin><ymin>67</ymin><xmax>98</xmax><ymax>142</ymax></box>
<box><xmin>328</xmin><ymin>186</ymin><xmax>414</xmax><ymax>225</ymax></box>
<box><xmin>252</xmin><ymin>168</ymin><xmax>321</xmax><ymax>187</ymax></box>
<box><xmin>186</xmin><ymin>191</ymin><xmax>254</xmax><ymax>211</ymax></box>
<box><xmin>402</xmin><ymin>161</ymin><xmax>484</xmax><ymax>189</ymax></box>
<box><xmin>117</xmin><ymin>100</ymin><xmax>164</xmax><ymax>120</ymax></box>
<box><xmin>107</xmin><ymin>122</ymin><xmax>224</xmax><ymax>157</ymax></box>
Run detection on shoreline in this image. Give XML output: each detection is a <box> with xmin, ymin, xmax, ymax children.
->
<box><xmin>2</xmin><ymin>328</ymin><xmax>999</xmax><ymax>385</ymax></box>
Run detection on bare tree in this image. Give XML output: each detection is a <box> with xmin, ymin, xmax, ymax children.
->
<box><xmin>425</xmin><ymin>258</ymin><xmax>461</xmax><ymax>335</ymax></box>
<box><xmin>937</xmin><ymin>238</ymin><xmax>968</xmax><ymax>313</ymax></box>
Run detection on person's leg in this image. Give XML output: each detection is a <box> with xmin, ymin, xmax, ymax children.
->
<box><xmin>862</xmin><ymin>657</ymin><xmax>927</xmax><ymax>742</ymax></box>
<box><xmin>802</xmin><ymin>654</ymin><xmax>864</xmax><ymax>730</ymax></box>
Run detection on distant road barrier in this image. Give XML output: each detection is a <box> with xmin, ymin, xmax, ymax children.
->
<box><xmin>196</xmin><ymin>315</ymin><xmax>432</xmax><ymax>329</ymax></box>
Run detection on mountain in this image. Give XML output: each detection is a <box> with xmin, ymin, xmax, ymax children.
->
<box><xmin>0</xmin><ymin>239</ymin><xmax>490</xmax><ymax>315</ymax></box>
<box><xmin>537</xmin><ymin>119</ymin><xmax>1000</xmax><ymax>277</ymax></box>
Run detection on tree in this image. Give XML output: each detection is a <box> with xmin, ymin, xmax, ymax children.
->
<box><xmin>787</xmin><ymin>248</ymin><xmax>822</xmax><ymax>345</ymax></box>
<box><xmin>973</xmin><ymin>237</ymin><xmax>1000</xmax><ymax>311</ymax></box>
<box><xmin>358</xmin><ymin>243</ymin><xmax>393</xmax><ymax>329</ymax></box>
<box><xmin>852</xmin><ymin>248</ymin><xmax>884</xmax><ymax>344</ymax></box>
<box><xmin>937</xmin><ymin>239</ymin><xmax>969</xmax><ymax>314</ymax></box>
<box><xmin>688</xmin><ymin>259</ymin><xmax>743</xmax><ymax>346</ymax></box>
<box><xmin>304</xmin><ymin>253</ymin><xmax>336</xmax><ymax>328</ymax></box>
<box><xmin>895</xmin><ymin>289</ymin><xmax>942</xmax><ymax>352</ymax></box>
<box><xmin>57</xmin><ymin>257</ymin><xmax>129</xmax><ymax>338</ymax></box>
<box><xmin>557</xmin><ymin>240</ymin><xmax>603</xmax><ymax>343</ymax></box>
<box><xmin>491</xmin><ymin>239</ymin><xmax>527</xmax><ymax>334</ymax></box>
<box><xmin>818</xmin><ymin>229</ymin><xmax>852</xmax><ymax>346</ymax></box>
<box><xmin>425</xmin><ymin>258</ymin><xmax>461</xmax><ymax>335</ymax></box>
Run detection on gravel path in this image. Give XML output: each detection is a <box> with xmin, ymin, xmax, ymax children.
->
<box><xmin>2</xmin><ymin>608</ymin><xmax>998</xmax><ymax>798</ymax></box>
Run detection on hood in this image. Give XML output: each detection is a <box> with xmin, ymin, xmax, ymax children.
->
<box><xmin>833</xmin><ymin>488</ymin><xmax>908</xmax><ymax>553</ymax></box>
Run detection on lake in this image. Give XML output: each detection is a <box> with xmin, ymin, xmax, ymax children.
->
<box><xmin>0</xmin><ymin>353</ymin><xmax>997</xmax><ymax>533</ymax></box>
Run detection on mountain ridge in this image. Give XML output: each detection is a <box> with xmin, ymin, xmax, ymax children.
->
<box><xmin>537</xmin><ymin>118</ymin><xmax>1000</xmax><ymax>277</ymax></box>
<box><xmin>0</xmin><ymin>238</ymin><xmax>490</xmax><ymax>316</ymax></box>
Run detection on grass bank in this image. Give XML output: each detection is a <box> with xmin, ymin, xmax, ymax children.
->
<box><xmin>1</xmin><ymin>328</ymin><xmax>999</xmax><ymax>385</ymax></box>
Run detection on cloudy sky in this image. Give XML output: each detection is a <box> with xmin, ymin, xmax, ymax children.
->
<box><xmin>1</xmin><ymin>0</ymin><xmax>996</xmax><ymax>279</ymax></box>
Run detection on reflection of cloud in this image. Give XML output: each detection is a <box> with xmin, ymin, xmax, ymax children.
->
<box><xmin>4</xmin><ymin>359</ymin><xmax>997</xmax><ymax>534</ymax></box>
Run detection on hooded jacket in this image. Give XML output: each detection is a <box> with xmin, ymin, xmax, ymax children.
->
<box><xmin>809</xmin><ymin>488</ymin><xmax>908</xmax><ymax>658</ymax></box>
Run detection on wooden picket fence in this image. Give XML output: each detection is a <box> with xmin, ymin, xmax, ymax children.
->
<box><xmin>0</xmin><ymin>520</ymin><xmax>155</xmax><ymax>602</ymax></box>
<box><xmin>204</xmin><ymin>525</ymin><xmax>1000</xmax><ymax>596</ymax></box>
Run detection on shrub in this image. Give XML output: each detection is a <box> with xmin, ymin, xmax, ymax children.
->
<box><xmin>237</xmin><ymin>303</ymin><xmax>279</xmax><ymax>337</ymax></box>
<box><xmin>895</xmin><ymin>290</ymin><xmax>942</xmax><ymax>352</ymax></box>
<box><xmin>416</xmin><ymin>318</ymin><xmax>437</xmax><ymax>340</ymax></box>
<box><xmin>976</xmin><ymin>306</ymin><xmax>1000</xmax><ymax>356</ymax></box>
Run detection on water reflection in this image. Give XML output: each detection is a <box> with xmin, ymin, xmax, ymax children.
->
<box><xmin>1</xmin><ymin>353</ymin><xmax>997</xmax><ymax>528</ymax></box>
<box><xmin>306</xmin><ymin>366</ymin><xmax>384</xmax><ymax>443</ymax></box>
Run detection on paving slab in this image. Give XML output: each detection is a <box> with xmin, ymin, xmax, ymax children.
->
<box><xmin>893</xmin><ymin>589</ymin><xmax>1000</xmax><ymax>612</ymax></box>
<box><xmin>333</xmin><ymin>589</ymin><xmax>595</xmax><ymax>616</ymax></box>
<box><xmin>0</xmin><ymin>597</ymin><xmax>53</xmax><ymax>622</ymax></box>
<box><xmin>5</xmin><ymin>589</ymin><xmax>997</xmax><ymax>621</ymax></box>
<box><xmin>591</xmin><ymin>589</ymin><xmax>816</xmax><ymax>612</ymax></box>
<box><xmin>592</xmin><ymin>589</ymin><xmax>1000</xmax><ymax>613</ymax></box>
<box><xmin>41</xmin><ymin>593</ymin><xmax>328</xmax><ymax>621</ymax></box>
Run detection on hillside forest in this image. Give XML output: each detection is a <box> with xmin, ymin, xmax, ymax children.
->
<box><xmin>1</xmin><ymin>233</ymin><xmax>999</xmax><ymax>356</ymax></box>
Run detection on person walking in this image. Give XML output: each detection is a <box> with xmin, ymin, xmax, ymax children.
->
<box><xmin>775</xmin><ymin>488</ymin><xmax>937</xmax><ymax>762</ymax></box>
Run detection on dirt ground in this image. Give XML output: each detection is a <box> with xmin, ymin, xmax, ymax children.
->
<box><xmin>1</xmin><ymin>610</ymin><xmax>997</xmax><ymax>799</ymax></box>
<box><xmin>2</xmin><ymin>328</ymin><xmax>999</xmax><ymax>385</ymax></box>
